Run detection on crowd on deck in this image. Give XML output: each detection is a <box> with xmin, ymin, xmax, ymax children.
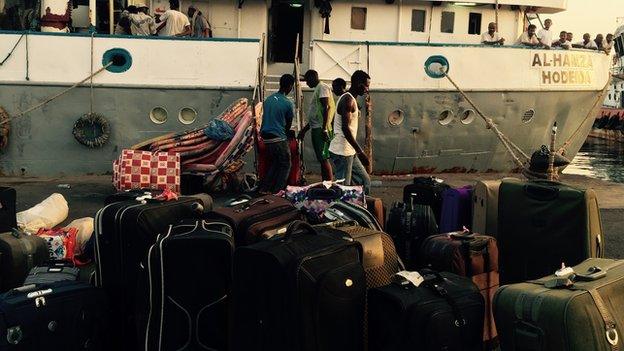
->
<box><xmin>482</xmin><ymin>18</ymin><xmax>614</xmax><ymax>54</ymax></box>
<box><xmin>115</xmin><ymin>0</ymin><xmax>212</xmax><ymax>37</ymax></box>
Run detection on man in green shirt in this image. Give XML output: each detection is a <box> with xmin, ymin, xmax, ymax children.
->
<box><xmin>298</xmin><ymin>70</ymin><xmax>336</xmax><ymax>181</ymax></box>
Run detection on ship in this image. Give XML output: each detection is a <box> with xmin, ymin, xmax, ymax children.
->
<box><xmin>0</xmin><ymin>0</ymin><xmax>613</xmax><ymax>176</ymax></box>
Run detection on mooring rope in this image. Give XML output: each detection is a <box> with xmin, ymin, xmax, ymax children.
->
<box><xmin>90</xmin><ymin>31</ymin><xmax>95</xmax><ymax>116</ymax></box>
<box><xmin>0</xmin><ymin>62</ymin><xmax>113</xmax><ymax>126</ymax></box>
<box><xmin>0</xmin><ymin>33</ymin><xmax>25</xmax><ymax>66</ymax></box>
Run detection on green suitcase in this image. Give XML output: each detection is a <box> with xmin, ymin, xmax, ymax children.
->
<box><xmin>498</xmin><ymin>179</ymin><xmax>604</xmax><ymax>284</ymax></box>
<box><xmin>494</xmin><ymin>258</ymin><xmax>624</xmax><ymax>351</ymax></box>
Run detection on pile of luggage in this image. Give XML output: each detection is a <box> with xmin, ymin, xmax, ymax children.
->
<box><xmin>0</xmin><ymin>177</ymin><xmax>619</xmax><ymax>351</ymax></box>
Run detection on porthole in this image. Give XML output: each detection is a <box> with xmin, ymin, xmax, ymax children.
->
<box><xmin>149</xmin><ymin>107</ymin><xmax>168</xmax><ymax>124</ymax></box>
<box><xmin>424</xmin><ymin>55</ymin><xmax>450</xmax><ymax>79</ymax></box>
<box><xmin>178</xmin><ymin>107</ymin><xmax>198</xmax><ymax>125</ymax></box>
<box><xmin>522</xmin><ymin>109</ymin><xmax>535</xmax><ymax>124</ymax></box>
<box><xmin>438</xmin><ymin>110</ymin><xmax>454</xmax><ymax>126</ymax></box>
<box><xmin>460</xmin><ymin>109</ymin><xmax>476</xmax><ymax>125</ymax></box>
<box><xmin>102</xmin><ymin>48</ymin><xmax>132</xmax><ymax>73</ymax></box>
<box><xmin>387</xmin><ymin>109</ymin><xmax>404</xmax><ymax>126</ymax></box>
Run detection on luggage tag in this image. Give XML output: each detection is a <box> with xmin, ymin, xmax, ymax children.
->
<box><xmin>392</xmin><ymin>271</ymin><xmax>424</xmax><ymax>288</ymax></box>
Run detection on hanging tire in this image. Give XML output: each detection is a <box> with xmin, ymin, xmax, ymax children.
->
<box><xmin>72</xmin><ymin>113</ymin><xmax>111</xmax><ymax>148</ymax></box>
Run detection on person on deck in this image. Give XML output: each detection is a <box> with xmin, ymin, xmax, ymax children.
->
<box><xmin>572</xmin><ymin>33</ymin><xmax>598</xmax><ymax>49</ymax></box>
<box><xmin>551</xmin><ymin>31</ymin><xmax>571</xmax><ymax>50</ymax></box>
<box><xmin>156</xmin><ymin>0</ymin><xmax>191</xmax><ymax>37</ymax></box>
<box><xmin>517</xmin><ymin>25</ymin><xmax>542</xmax><ymax>48</ymax></box>
<box><xmin>114</xmin><ymin>6</ymin><xmax>135</xmax><ymax>35</ymax></box>
<box><xmin>566</xmin><ymin>32</ymin><xmax>574</xmax><ymax>43</ymax></box>
<box><xmin>332</xmin><ymin>78</ymin><xmax>347</xmax><ymax>97</ymax></box>
<box><xmin>188</xmin><ymin>5</ymin><xmax>212</xmax><ymax>38</ymax></box>
<box><xmin>604</xmin><ymin>34</ymin><xmax>614</xmax><ymax>54</ymax></box>
<box><xmin>481</xmin><ymin>22</ymin><xmax>505</xmax><ymax>45</ymax></box>
<box><xmin>537</xmin><ymin>19</ymin><xmax>554</xmax><ymax>48</ymax></box>
<box><xmin>129</xmin><ymin>3</ymin><xmax>155</xmax><ymax>35</ymax></box>
<box><xmin>594</xmin><ymin>34</ymin><xmax>605</xmax><ymax>50</ymax></box>
<box><xmin>298</xmin><ymin>70</ymin><xmax>336</xmax><ymax>181</ymax></box>
<box><xmin>258</xmin><ymin>74</ymin><xmax>296</xmax><ymax>194</ymax></box>
<box><xmin>329</xmin><ymin>70</ymin><xmax>371</xmax><ymax>194</ymax></box>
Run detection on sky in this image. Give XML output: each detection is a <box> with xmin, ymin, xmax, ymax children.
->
<box><xmin>550</xmin><ymin>0</ymin><xmax>623</xmax><ymax>39</ymax></box>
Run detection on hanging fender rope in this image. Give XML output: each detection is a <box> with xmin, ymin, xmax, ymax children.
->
<box><xmin>442</xmin><ymin>72</ymin><xmax>529</xmax><ymax>170</ymax></box>
<box><xmin>0</xmin><ymin>33</ymin><xmax>25</xmax><ymax>66</ymax></box>
<box><xmin>0</xmin><ymin>61</ymin><xmax>113</xmax><ymax>126</ymax></box>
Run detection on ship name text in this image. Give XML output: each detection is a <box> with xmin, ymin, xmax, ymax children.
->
<box><xmin>531</xmin><ymin>53</ymin><xmax>594</xmax><ymax>85</ymax></box>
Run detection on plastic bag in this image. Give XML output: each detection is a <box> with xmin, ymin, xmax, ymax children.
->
<box><xmin>16</xmin><ymin>193</ymin><xmax>69</xmax><ymax>233</ymax></box>
<box><xmin>204</xmin><ymin>119</ymin><xmax>235</xmax><ymax>141</ymax></box>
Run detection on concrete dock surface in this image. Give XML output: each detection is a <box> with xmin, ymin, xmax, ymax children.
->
<box><xmin>3</xmin><ymin>173</ymin><xmax>623</xmax><ymax>258</ymax></box>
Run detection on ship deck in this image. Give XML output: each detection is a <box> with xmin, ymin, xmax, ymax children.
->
<box><xmin>3</xmin><ymin>173</ymin><xmax>624</xmax><ymax>258</ymax></box>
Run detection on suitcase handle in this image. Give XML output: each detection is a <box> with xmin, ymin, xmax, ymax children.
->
<box><xmin>523</xmin><ymin>184</ymin><xmax>559</xmax><ymax>201</ymax></box>
<box><xmin>284</xmin><ymin>221</ymin><xmax>317</xmax><ymax>239</ymax></box>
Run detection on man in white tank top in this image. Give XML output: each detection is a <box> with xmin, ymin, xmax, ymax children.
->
<box><xmin>329</xmin><ymin>70</ymin><xmax>371</xmax><ymax>194</ymax></box>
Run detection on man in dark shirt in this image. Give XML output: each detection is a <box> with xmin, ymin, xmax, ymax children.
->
<box><xmin>258</xmin><ymin>74</ymin><xmax>295</xmax><ymax>194</ymax></box>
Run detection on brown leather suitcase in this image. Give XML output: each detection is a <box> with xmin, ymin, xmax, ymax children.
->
<box><xmin>205</xmin><ymin>195</ymin><xmax>303</xmax><ymax>246</ymax></box>
<box><xmin>419</xmin><ymin>231</ymin><xmax>499</xmax><ymax>349</ymax></box>
<box><xmin>365</xmin><ymin>196</ymin><xmax>386</xmax><ymax>231</ymax></box>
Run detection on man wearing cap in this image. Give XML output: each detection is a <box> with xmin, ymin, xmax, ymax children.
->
<box><xmin>129</xmin><ymin>2</ymin><xmax>155</xmax><ymax>35</ymax></box>
<box><xmin>297</xmin><ymin>70</ymin><xmax>335</xmax><ymax>181</ymax></box>
<box><xmin>188</xmin><ymin>5</ymin><xmax>212</xmax><ymax>38</ymax></box>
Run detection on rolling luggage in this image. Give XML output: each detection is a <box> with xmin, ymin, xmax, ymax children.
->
<box><xmin>232</xmin><ymin>221</ymin><xmax>366</xmax><ymax>351</ymax></box>
<box><xmin>402</xmin><ymin>177</ymin><xmax>451</xmax><ymax>223</ymax></box>
<box><xmin>365</xmin><ymin>196</ymin><xmax>386</xmax><ymax>230</ymax></box>
<box><xmin>0</xmin><ymin>187</ymin><xmax>17</xmax><ymax>233</ymax></box>
<box><xmin>369</xmin><ymin>270</ymin><xmax>485</xmax><ymax>351</ymax></box>
<box><xmin>419</xmin><ymin>231</ymin><xmax>499</xmax><ymax>347</ymax></box>
<box><xmin>385</xmin><ymin>201</ymin><xmax>438</xmax><ymax>270</ymax></box>
<box><xmin>494</xmin><ymin>258</ymin><xmax>624</xmax><ymax>351</ymax></box>
<box><xmin>0</xmin><ymin>230</ymin><xmax>49</xmax><ymax>292</ymax></box>
<box><xmin>205</xmin><ymin>195</ymin><xmax>302</xmax><ymax>245</ymax></box>
<box><xmin>145</xmin><ymin>220</ymin><xmax>234</xmax><ymax>351</ymax></box>
<box><xmin>471</xmin><ymin>180</ymin><xmax>501</xmax><ymax>237</ymax></box>
<box><xmin>322</xmin><ymin>200</ymin><xmax>383</xmax><ymax>231</ymax></box>
<box><xmin>23</xmin><ymin>261</ymin><xmax>80</xmax><ymax>285</ymax></box>
<box><xmin>439</xmin><ymin>185</ymin><xmax>473</xmax><ymax>233</ymax></box>
<box><xmin>0</xmin><ymin>281</ymin><xmax>109</xmax><ymax>350</ymax></box>
<box><xmin>498</xmin><ymin>179</ymin><xmax>604</xmax><ymax>284</ymax></box>
<box><xmin>94</xmin><ymin>195</ymin><xmax>206</xmax><ymax>350</ymax></box>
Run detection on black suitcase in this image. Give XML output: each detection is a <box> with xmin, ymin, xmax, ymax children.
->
<box><xmin>144</xmin><ymin>219</ymin><xmax>234</xmax><ymax>351</ymax></box>
<box><xmin>0</xmin><ymin>187</ymin><xmax>17</xmax><ymax>233</ymax></box>
<box><xmin>0</xmin><ymin>281</ymin><xmax>109</xmax><ymax>350</ymax></box>
<box><xmin>322</xmin><ymin>200</ymin><xmax>383</xmax><ymax>231</ymax></box>
<box><xmin>369</xmin><ymin>270</ymin><xmax>485</xmax><ymax>351</ymax></box>
<box><xmin>232</xmin><ymin>221</ymin><xmax>366</xmax><ymax>351</ymax></box>
<box><xmin>23</xmin><ymin>261</ymin><xmax>80</xmax><ymax>285</ymax></box>
<box><xmin>0</xmin><ymin>230</ymin><xmax>49</xmax><ymax>292</ymax></box>
<box><xmin>386</xmin><ymin>201</ymin><xmax>438</xmax><ymax>270</ymax></box>
<box><xmin>94</xmin><ymin>196</ymin><xmax>205</xmax><ymax>350</ymax></box>
<box><xmin>402</xmin><ymin>177</ymin><xmax>451</xmax><ymax>223</ymax></box>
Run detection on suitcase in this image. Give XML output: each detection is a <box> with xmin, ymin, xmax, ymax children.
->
<box><xmin>323</xmin><ymin>200</ymin><xmax>383</xmax><ymax>231</ymax></box>
<box><xmin>0</xmin><ymin>187</ymin><xmax>17</xmax><ymax>233</ymax></box>
<box><xmin>104</xmin><ymin>189</ymin><xmax>164</xmax><ymax>205</ymax></box>
<box><xmin>494</xmin><ymin>258</ymin><xmax>624</xmax><ymax>351</ymax></box>
<box><xmin>231</xmin><ymin>221</ymin><xmax>366</xmax><ymax>351</ymax></box>
<box><xmin>365</xmin><ymin>196</ymin><xmax>386</xmax><ymax>230</ymax></box>
<box><xmin>144</xmin><ymin>219</ymin><xmax>234</xmax><ymax>351</ymax></box>
<box><xmin>205</xmin><ymin>195</ymin><xmax>302</xmax><ymax>245</ymax></box>
<box><xmin>439</xmin><ymin>185</ymin><xmax>473</xmax><ymax>233</ymax></box>
<box><xmin>420</xmin><ymin>231</ymin><xmax>499</xmax><ymax>347</ymax></box>
<box><xmin>0</xmin><ymin>281</ymin><xmax>109</xmax><ymax>350</ymax></box>
<box><xmin>23</xmin><ymin>261</ymin><xmax>80</xmax><ymax>285</ymax></box>
<box><xmin>94</xmin><ymin>196</ymin><xmax>205</xmax><ymax>350</ymax></box>
<box><xmin>471</xmin><ymin>180</ymin><xmax>501</xmax><ymax>237</ymax></box>
<box><xmin>385</xmin><ymin>201</ymin><xmax>438</xmax><ymax>270</ymax></box>
<box><xmin>498</xmin><ymin>179</ymin><xmax>604</xmax><ymax>284</ymax></box>
<box><xmin>0</xmin><ymin>230</ymin><xmax>49</xmax><ymax>292</ymax></box>
<box><xmin>402</xmin><ymin>177</ymin><xmax>451</xmax><ymax>223</ymax></box>
<box><xmin>284</xmin><ymin>182</ymin><xmax>365</xmax><ymax>223</ymax></box>
<box><xmin>369</xmin><ymin>270</ymin><xmax>485</xmax><ymax>351</ymax></box>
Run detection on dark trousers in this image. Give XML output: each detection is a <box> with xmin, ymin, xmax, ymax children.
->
<box><xmin>259</xmin><ymin>140</ymin><xmax>291</xmax><ymax>193</ymax></box>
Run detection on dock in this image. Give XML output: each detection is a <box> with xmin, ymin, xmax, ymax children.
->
<box><xmin>4</xmin><ymin>173</ymin><xmax>623</xmax><ymax>259</ymax></box>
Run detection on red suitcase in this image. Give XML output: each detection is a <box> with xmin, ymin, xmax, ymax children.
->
<box><xmin>257</xmin><ymin>132</ymin><xmax>303</xmax><ymax>186</ymax></box>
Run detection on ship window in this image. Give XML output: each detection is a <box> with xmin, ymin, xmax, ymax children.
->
<box><xmin>468</xmin><ymin>13</ymin><xmax>482</xmax><ymax>35</ymax></box>
<box><xmin>441</xmin><ymin>11</ymin><xmax>455</xmax><ymax>33</ymax></box>
<box><xmin>411</xmin><ymin>9</ymin><xmax>426</xmax><ymax>32</ymax></box>
<box><xmin>150</xmin><ymin>107</ymin><xmax>168</xmax><ymax>124</ymax></box>
<box><xmin>522</xmin><ymin>109</ymin><xmax>535</xmax><ymax>124</ymax></box>
<box><xmin>609</xmin><ymin>94</ymin><xmax>612</xmax><ymax>100</ymax></box>
<box><xmin>438</xmin><ymin>110</ymin><xmax>454</xmax><ymax>125</ymax></box>
<box><xmin>351</xmin><ymin>7</ymin><xmax>367</xmax><ymax>30</ymax></box>
<box><xmin>179</xmin><ymin>107</ymin><xmax>198</xmax><ymax>125</ymax></box>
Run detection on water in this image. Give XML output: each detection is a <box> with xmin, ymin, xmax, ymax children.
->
<box><xmin>563</xmin><ymin>138</ymin><xmax>624</xmax><ymax>183</ymax></box>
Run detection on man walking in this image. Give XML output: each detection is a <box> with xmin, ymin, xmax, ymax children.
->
<box><xmin>329</xmin><ymin>70</ymin><xmax>371</xmax><ymax>194</ymax></box>
<box><xmin>298</xmin><ymin>70</ymin><xmax>335</xmax><ymax>181</ymax></box>
<box><xmin>258</xmin><ymin>74</ymin><xmax>296</xmax><ymax>194</ymax></box>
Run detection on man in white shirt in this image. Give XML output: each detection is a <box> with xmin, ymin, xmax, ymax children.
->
<box><xmin>572</xmin><ymin>33</ymin><xmax>598</xmax><ymax>50</ymax></box>
<box><xmin>481</xmin><ymin>22</ymin><xmax>505</xmax><ymax>45</ymax></box>
<box><xmin>551</xmin><ymin>31</ymin><xmax>571</xmax><ymax>50</ymax></box>
<box><xmin>156</xmin><ymin>0</ymin><xmax>191</xmax><ymax>37</ymax></box>
<box><xmin>537</xmin><ymin>19</ymin><xmax>553</xmax><ymax>48</ymax></box>
<box><xmin>129</xmin><ymin>3</ymin><xmax>155</xmax><ymax>35</ymax></box>
<box><xmin>517</xmin><ymin>25</ymin><xmax>542</xmax><ymax>47</ymax></box>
